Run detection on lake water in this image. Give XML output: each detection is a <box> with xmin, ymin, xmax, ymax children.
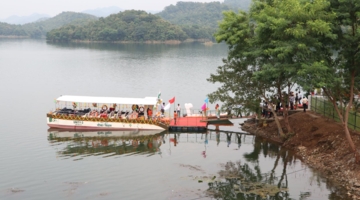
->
<box><xmin>0</xmin><ymin>39</ymin><xmax>348</xmax><ymax>199</ymax></box>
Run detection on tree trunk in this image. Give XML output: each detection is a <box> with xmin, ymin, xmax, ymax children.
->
<box><xmin>279</xmin><ymin>96</ymin><xmax>292</xmax><ymax>137</ymax></box>
<box><xmin>323</xmin><ymin>81</ymin><xmax>360</xmax><ymax>163</ymax></box>
<box><xmin>271</xmin><ymin>108</ymin><xmax>286</xmax><ymax>138</ymax></box>
<box><xmin>284</xmin><ymin>84</ymin><xmax>292</xmax><ymax>134</ymax></box>
<box><xmin>263</xmin><ymin>94</ymin><xmax>285</xmax><ymax>138</ymax></box>
<box><xmin>343</xmin><ymin>72</ymin><xmax>360</xmax><ymax>163</ymax></box>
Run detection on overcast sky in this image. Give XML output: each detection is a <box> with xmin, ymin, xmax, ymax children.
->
<box><xmin>1</xmin><ymin>0</ymin><xmax>223</xmax><ymax>19</ymax></box>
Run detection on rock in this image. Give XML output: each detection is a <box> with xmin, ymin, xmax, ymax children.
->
<box><xmin>348</xmin><ymin>158</ymin><xmax>355</xmax><ymax>165</ymax></box>
<box><xmin>297</xmin><ymin>146</ymin><xmax>306</xmax><ymax>152</ymax></box>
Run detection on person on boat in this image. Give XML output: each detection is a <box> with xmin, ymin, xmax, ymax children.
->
<box><xmin>147</xmin><ymin>107</ymin><xmax>153</xmax><ymax>119</ymax></box>
<box><xmin>161</xmin><ymin>103</ymin><xmax>165</xmax><ymax>116</ymax></box>
<box><xmin>138</xmin><ymin>106</ymin><xmax>145</xmax><ymax>118</ymax></box>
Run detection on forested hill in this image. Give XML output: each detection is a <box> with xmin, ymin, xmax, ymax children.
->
<box><xmin>46</xmin><ymin>10</ymin><xmax>187</xmax><ymax>42</ymax></box>
<box><xmin>0</xmin><ymin>12</ymin><xmax>97</xmax><ymax>38</ymax></box>
<box><xmin>156</xmin><ymin>1</ymin><xmax>250</xmax><ymax>40</ymax></box>
<box><xmin>223</xmin><ymin>0</ymin><xmax>252</xmax><ymax>11</ymax></box>
<box><xmin>157</xmin><ymin>2</ymin><xmax>231</xmax><ymax>29</ymax></box>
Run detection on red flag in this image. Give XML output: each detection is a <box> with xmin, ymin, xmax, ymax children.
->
<box><xmin>169</xmin><ymin>97</ymin><xmax>175</xmax><ymax>104</ymax></box>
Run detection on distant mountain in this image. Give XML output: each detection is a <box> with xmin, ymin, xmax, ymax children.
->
<box><xmin>47</xmin><ymin>10</ymin><xmax>188</xmax><ymax>42</ymax></box>
<box><xmin>156</xmin><ymin>2</ymin><xmax>233</xmax><ymax>40</ymax></box>
<box><xmin>82</xmin><ymin>6</ymin><xmax>122</xmax><ymax>17</ymax></box>
<box><xmin>1</xmin><ymin>13</ymin><xmax>51</xmax><ymax>25</ymax></box>
<box><xmin>147</xmin><ymin>10</ymin><xmax>161</xmax><ymax>14</ymax></box>
<box><xmin>157</xmin><ymin>2</ymin><xmax>231</xmax><ymax>29</ymax></box>
<box><xmin>0</xmin><ymin>11</ymin><xmax>97</xmax><ymax>38</ymax></box>
<box><xmin>35</xmin><ymin>17</ymin><xmax>50</xmax><ymax>23</ymax></box>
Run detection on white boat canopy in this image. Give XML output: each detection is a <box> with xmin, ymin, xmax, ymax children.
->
<box><xmin>56</xmin><ymin>95</ymin><xmax>158</xmax><ymax>105</ymax></box>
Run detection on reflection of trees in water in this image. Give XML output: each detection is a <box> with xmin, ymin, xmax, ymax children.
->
<box><xmin>206</xmin><ymin>136</ymin><xmax>351</xmax><ymax>199</ymax></box>
<box><xmin>207</xmin><ymin>137</ymin><xmax>297</xmax><ymax>199</ymax></box>
<box><xmin>207</xmin><ymin>161</ymin><xmax>290</xmax><ymax>199</ymax></box>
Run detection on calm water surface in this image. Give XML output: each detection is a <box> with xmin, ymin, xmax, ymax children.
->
<box><xmin>0</xmin><ymin>39</ymin><xmax>348</xmax><ymax>199</ymax></box>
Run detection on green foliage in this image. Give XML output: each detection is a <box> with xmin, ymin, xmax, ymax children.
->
<box><xmin>158</xmin><ymin>2</ymin><xmax>231</xmax><ymax>29</ymax></box>
<box><xmin>157</xmin><ymin>2</ymin><xmax>236</xmax><ymax>40</ymax></box>
<box><xmin>209</xmin><ymin>0</ymin><xmax>336</xmax><ymax>135</ymax></box>
<box><xmin>0</xmin><ymin>12</ymin><xmax>97</xmax><ymax>38</ymax></box>
<box><xmin>299</xmin><ymin>0</ymin><xmax>360</xmax><ymax>104</ymax></box>
<box><xmin>46</xmin><ymin>10</ymin><xmax>188</xmax><ymax>42</ymax></box>
<box><xmin>223</xmin><ymin>0</ymin><xmax>252</xmax><ymax>11</ymax></box>
<box><xmin>0</xmin><ymin>22</ymin><xmax>27</xmax><ymax>36</ymax></box>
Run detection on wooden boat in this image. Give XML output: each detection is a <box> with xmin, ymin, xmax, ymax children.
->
<box><xmin>47</xmin><ymin>95</ymin><xmax>169</xmax><ymax>130</ymax></box>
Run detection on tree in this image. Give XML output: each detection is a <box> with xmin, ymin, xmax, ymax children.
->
<box><xmin>208</xmin><ymin>0</ymin><xmax>335</xmax><ymax>138</ymax></box>
<box><xmin>299</xmin><ymin>0</ymin><xmax>360</xmax><ymax>162</ymax></box>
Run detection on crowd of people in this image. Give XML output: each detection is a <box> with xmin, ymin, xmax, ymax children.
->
<box><xmin>260</xmin><ymin>92</ymin><xmax>309</xmax><ymax>118</ymax></box>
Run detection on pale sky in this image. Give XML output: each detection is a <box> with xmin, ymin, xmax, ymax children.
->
<box><xmin>1</xmin><ymin>0</ymin><xmax>223</xmax><ymax>19</ymax></box>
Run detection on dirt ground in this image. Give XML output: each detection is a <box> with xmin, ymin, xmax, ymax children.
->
<box><xmin>241</xmin><ymin>111</ymin><xmax>360</xmax><ymax>199</ymax></box>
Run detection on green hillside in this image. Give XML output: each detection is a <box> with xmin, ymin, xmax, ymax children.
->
<box><xmin>0</xmin><ymin>12</ymin><xmax>97</xmax><ymax>38</ymax></box>
<box><xmin>223</xmin><ymin>0</ymin><xmax>252</xmax><ymax>11</ymax></box>
<box><xmin>46</xmin><ymin>10</ymin><xmax>187</xmax><ymax>42</ymax></box>
<box><xmin>156</xmin><ymin>1</ymin><xmax>248</xmax><ymax>40</ymax></box>
<box><xmin>157</xmin><ymin>2</ymin><xmax>231</xmax><ymax>29</ymax></box>
<box><xmin>0</xmin><ymin>22</ymin><xmax>27</xmax><ymax>36</ymax></box>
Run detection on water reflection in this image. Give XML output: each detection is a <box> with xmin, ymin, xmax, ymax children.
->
<box><xmin>205</xmin><ymin>136</ymin><xmax>350</xmax><ymax>200</ymax></box>
<box><xmin>47</xmin><ymin>128</ymin><xmax>166</xmax><ymax>159</ymax></box>
<box><xmin>46</xmin><ymin>130</ymin><xmax>349</xmax><ymax>199</ymax></box>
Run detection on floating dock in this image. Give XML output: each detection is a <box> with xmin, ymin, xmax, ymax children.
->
<box><xmin>168</xmin><ymin>117</ymin><xmax>238</xmax><ymax>132</ymax></box>
<box><xmin>168</xmin><ymin>117</ymin><xmax>208</xmax><ymax>132</ymax></box>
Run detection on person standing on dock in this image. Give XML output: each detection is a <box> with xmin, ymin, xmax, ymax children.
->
<box><xmin>177</xmin><ymin>104</ymin><xmax>181</xmax><ymax>117</ymax></box>
<box><xmin>173</xmin><ymin>111</ymin><xmax>177</xmax><ymax>124</ymax></box>
<box><xmin>215</xmin><ymin>104</ymin><xmax>220</xmax><ymax>119</ymax></box>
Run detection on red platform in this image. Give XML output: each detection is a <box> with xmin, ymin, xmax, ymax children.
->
<box><xmin>169</xmin><ymin>117</ymin><xmax>207</xmax><ymax>128</ymax></box>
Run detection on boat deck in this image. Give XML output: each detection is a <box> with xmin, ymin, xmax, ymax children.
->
<box><xmin>169</xmin><ymin>117</ymin><xmax>207</xmax><ymax>132</ymax></box>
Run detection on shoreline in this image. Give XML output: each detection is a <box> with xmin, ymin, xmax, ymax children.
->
<box><xmin>0</xmin><ymin>37</ymin><xmax>216</xmax><ymax>45</ymax></box>
<box><xmin>241</xmin><ymin>112</ymin><xmax>360</xmax><ymax>199</ymax></box>
<box><xmin>49</xmin><ymin>38</ymin><xmax>214</xmax><ymax>45</ymax></box>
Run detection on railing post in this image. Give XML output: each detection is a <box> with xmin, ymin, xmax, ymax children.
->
<box><xmin>315</xmin><ymin>97</ymin><xmax>317</xmax><ymax>113</ymax></box>
<box><xmin>355</xmin><ymin>112</ymin><xmax>357</xmax><ymax>130</ymax></box>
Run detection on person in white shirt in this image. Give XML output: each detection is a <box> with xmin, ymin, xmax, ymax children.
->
<box><xmin>161</xmin><ymin>103</ymin><xmax>165</xmax><ymax>116</ymax></box>
<box><xmin>176</xmin><ymin>104</ymin><xmax>181</xmax><ymax>118</ymax></box>
<box><xmin>302</xmin><ymin>97</ymin><xmax>308</xmax><ymax>112</ymax></box>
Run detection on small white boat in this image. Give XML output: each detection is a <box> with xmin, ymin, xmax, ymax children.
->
<box><xmin>47</xmin><ymin>95</ymin><xmax>169</xmax><ymax>130</ymax></box>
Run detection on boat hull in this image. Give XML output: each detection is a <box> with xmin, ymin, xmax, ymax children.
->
<box><xmin>47</xmin><ymin>117</ymin><xmax>166</xmax><ymax>131</ymax></box>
